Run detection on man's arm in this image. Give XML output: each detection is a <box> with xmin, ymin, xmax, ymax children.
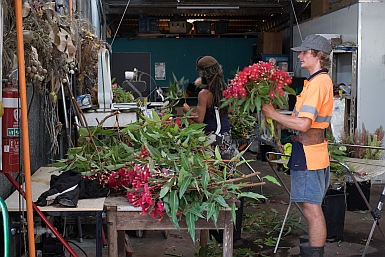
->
<box><xmin>262</xmin><ymin>103</ymin><xmax>312</xmax><ymax>132</ymax></box>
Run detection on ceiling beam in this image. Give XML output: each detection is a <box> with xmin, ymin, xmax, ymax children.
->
<box><xmin>104</xmin><ymin>7</ymin><xmax>288</xmax><ymax>16</ymax></box>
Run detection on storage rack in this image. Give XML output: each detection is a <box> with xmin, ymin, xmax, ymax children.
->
<box><xmin>329</xmin><ymin>49</ymin><xmax>358</xmax><ymax>136</ymax></box>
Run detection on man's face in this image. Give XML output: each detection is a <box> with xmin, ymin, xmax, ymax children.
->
<box><xmin>297</xmin><ymin>50</ymin><xmax>318</xmax><ymax>69</ymax></box>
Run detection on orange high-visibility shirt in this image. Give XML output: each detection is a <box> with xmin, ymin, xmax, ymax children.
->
<box><xmin>292</xmin><ymin>71</ymin><xmax>333</xmax><ymax>170</ymax></box>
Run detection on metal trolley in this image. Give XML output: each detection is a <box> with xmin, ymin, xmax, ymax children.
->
<box><xmin>265</xmin><ymin>150</ymin><xmax>385</xmax><ymax>256</ymax></box>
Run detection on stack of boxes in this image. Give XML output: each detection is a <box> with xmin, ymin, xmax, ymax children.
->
<box><xmin>169</xmin><ymin>21</ymin><xmax>193</xmax><ymax>34</ymax></box>
<box><xmin>138</xmin><ymin>17</ymin><xmax>159</xmax><ymax>33</ymax></box>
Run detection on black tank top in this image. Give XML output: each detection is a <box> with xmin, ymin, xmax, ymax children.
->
<box><xmin>203</xmin><ymin>108</ymin><xmax>230</xmax><ymax>135</ymax></box>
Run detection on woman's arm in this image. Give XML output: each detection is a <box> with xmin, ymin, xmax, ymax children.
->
<box><xmin>183</xmin><ymin>89</ymin><xmax>211</xmax><ymax>123</ymax></box>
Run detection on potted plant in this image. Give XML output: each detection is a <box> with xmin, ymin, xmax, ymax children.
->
<box><xmin>339</xmin><ymin>123</ymin><xmax>384</xmax><ymax>211</ymax></box>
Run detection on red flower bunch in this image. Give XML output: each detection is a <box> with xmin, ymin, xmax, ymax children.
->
<box><xmin>108</xmin><ymin>167</ymin><xmax>131</xmax><ymax>191</ymax></box>
<box><xmin>108</xmin><ymin>162</ymin><xmax>165</xmax><ymax>220</ymax></box>
<box><xmin>222</xmin><ymin>61</ymin><xmax>295</xmax><ymax>141</ymax></box>
<box><xmin>126</xmin><ymin>163</ymin><xmax>164</xmax><ymax>220</ymax></box>
<box><xmin>223</xmin><ymin>61</ymin><xmax>293</xmax><ymax>110</ymax></box>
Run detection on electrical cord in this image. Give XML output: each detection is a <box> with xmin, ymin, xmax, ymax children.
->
<box><xmin>66</xmin><ymin>240</ymin><xmax>89</xmax><ymax>257</ymax></box>
<box><xmin>290</xmin><ymin>0</ymin><xmax>303</xmax><ymax>42</ymax></box>
<box><xmin>138</xmin><ymin>71</ymin><xmax>160</xmax><ymax>101</ymax></box>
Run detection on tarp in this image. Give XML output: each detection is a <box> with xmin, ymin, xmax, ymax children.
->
<box><xmin>345</xmin><ymin>157</ymin><xmax>385</xmax><ymax>182</ymax></box>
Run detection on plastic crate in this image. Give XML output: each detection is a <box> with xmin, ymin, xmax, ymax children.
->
<box><xmin>214</xmin><ymin>20</ymin><xmax>228</xmax><ymax>34</ymax></box>
<box><xmin>169</xmin><ymin>21</ymin><xmax>192</xmax><ymax>34</ymax></box>
<box><xmin>138</xmin><ymin>17</ymin><xmax>159</xmax><ymax>33</ymax></box>
<box><xmin>194</xmin><ymin>21</ymin><xmax>211</xmax><ymax>34</ymax></box>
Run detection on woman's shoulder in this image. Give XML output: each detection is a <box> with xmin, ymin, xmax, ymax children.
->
<box><xmin>198</xmin><ymin>89</ymin><xmax>213</xmax><ymax>98</ymax></box>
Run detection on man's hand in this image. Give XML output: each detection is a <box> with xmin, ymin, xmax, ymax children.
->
<box><xmin>262</xmin><ymin>103</ymin><xmax>277</xmax><ymax>118</ymax></box>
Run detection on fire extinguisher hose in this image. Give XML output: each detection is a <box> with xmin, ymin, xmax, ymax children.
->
<box><xmin>0</xmin><ymin>198</ymin><xmax>11</xmax><ymax>257</ymax></box>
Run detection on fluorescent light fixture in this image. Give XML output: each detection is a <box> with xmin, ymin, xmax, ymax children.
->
<box><xmin>177</xmin><ymin>6</ymin><xmax>239</xmax><ymax>10</ymax></box>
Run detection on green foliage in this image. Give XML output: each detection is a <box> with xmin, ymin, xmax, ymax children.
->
<box><xmin>91</xmin><ymin>77</ymin><xmax>135</xmax><ymax>104</ymax></box>
<box><xmin>52</xmin><ymin>109</ymin><xmax>266</xmax><ymax>241</ymax></box>
<box><xmin>161</xmin><ymin>73</ymin><xmax>188</xmax><ymax>113</ymax></box>
<box><xmin>229</xmin><ymin>109</ymin><xmax>257</xmax><ymax>139</ymax></box>
<box><xmin>195</xmin><ymin>236</ymin><xmax>223</xmax><ymax>257</ymax></box>
<box><xmin>254</xmin><ymin>236</ymin><xmax>278</xmax><ymax>249</ymax></box>
<box><xmin>112</xmin><ymin>84</ymin><xmax>135</xmax><ymax>103</ymax></box>
<box><xmin>196</xmin><ymin>238</ymin><xmax>259</xmax><ymax>256</ymax></box>
<box><xmin>243</xmin><ymin>207</ymin><xmax>307</xmax><ymax>237</ymax></box>
<box><xmin>340</xmin><ymin>123</ymin><xmax>384</xmax><ymax>159</ymax></box>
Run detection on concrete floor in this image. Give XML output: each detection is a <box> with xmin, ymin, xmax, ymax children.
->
<box><xmin>63</xmin><ymin>151</ymin><xmax>385</xmax><ymax>257</ymax></box>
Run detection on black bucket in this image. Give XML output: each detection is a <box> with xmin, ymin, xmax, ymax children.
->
<box><xmin>322</xmin><ymin>188</ymin><xmax>346</xmax><ymax>241</ymax></box>
<box><xmin>346</xmin><ymin>181</ymin><xmax>371</xmax><ymax>211</ymax></box>
<box><xmin>209</xmin><ymin>197</ymin><xmax>244</xmax><ymax>242</ymax></box>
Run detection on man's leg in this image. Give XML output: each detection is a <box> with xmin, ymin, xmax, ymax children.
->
<box><xmin>302</xmin><ymin>202</ymin><xmax>326</xmax><ymax>247</ymax></box>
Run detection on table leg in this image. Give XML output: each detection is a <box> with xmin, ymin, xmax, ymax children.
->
<box><xmin>223</xmin><ymin>211</ymin><xmax>234</xmax><ymax>257</ymax></box>
<box><xmin>96</xmin><ymin>211</ymin><xmax>102</xmax><ymax>257</ymax></box>
<box><xmin>199</xmin><ymin>229</ymin><xmax>209</xmax><ymax>255</ymax></box>
<box><xmin>77</xmin><ymin>216</ymin><xmax>83</xmax><ymax>243</ymax></box>
<box><xmin>106</xmin><ymin>207</ymin><xmax>118</xmax><ymax>257</ymax></box>
<box><xmin>118</xmin><ymin>230</ymin><xmax>126</xmax><ymax>256</ymax></box>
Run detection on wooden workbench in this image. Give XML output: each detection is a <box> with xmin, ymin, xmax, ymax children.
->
<box><xmin>104</xmin><ymin>194</ymin><xmax>234</xmax><ymax>257</ymax></box>
<box><xmin>5</xmin><ymin>167</ymin><xmax>106</xmax><ymax>257</ymax></box>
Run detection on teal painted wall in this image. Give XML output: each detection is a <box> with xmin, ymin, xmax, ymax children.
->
<box><xmin>109</xmin><ymin>37</ymin><xmax>256</xmax><ymax>90</ymax></box>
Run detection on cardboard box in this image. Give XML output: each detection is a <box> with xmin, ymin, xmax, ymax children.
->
<box><xmin>169</xmin><ymin>21</ymin><xmax>192</xmax><ymax>34</ymax></box>
<box><xmin>317</xmin><ymin>34</ymin><xmax>342</xmax><ymax>48</ymax></box>
<box><xmin>256</xmin><ymin>32</ymin><xmax>282</xmax><ymax>55</ymax></box>
<box><xmin>329</xmin><ymin>0</ymin><xmax>356</xmax><ymax>11</ymax></box>
<box><xmin>311</xmin><ymin>0</ymin><xmax>329</xmax><ymax>17</ymax></box>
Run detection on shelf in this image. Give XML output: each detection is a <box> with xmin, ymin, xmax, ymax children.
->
<box><xmin>137</xmin><ymin>32</ymin><xmax>259</xmax><ymax>38</ymax></box>
<box><xmin>330</xmin><ymin>49</ymin><xmax>357</xmax><ymax>137</ymax></box>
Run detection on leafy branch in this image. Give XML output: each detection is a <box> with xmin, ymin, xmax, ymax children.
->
<box><xmin>52</xmin><ymin>109</ymin><xmax>268</xmax><ymax>240</ymax></box>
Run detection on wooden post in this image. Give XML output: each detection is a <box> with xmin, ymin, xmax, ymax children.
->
<box><xmin>106</xmin><ymin>206</ymin><xmax>118</xmax><ymax>257</ymax></box>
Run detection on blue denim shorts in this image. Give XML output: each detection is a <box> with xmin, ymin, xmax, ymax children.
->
<box><xmin>290</xmin><ymin>167</ymin><xmax>330</xmax><ymax>205</ymax></box>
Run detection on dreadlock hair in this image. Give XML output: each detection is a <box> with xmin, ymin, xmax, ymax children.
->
<box><xmin>197</xmin><ymin>62</ymin><xmax>229</xmax><ymax>118</ymax></box>
<box><xmin>311</xmin><ymin>49</ymin><xmax>331</xmax><ymax>69</ymax></box>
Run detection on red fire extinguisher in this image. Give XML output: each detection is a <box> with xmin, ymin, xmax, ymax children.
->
<box><xmin>1</xmin><ymin>82</ymin><xmax>20</xmax><ymax>173</ymax></box>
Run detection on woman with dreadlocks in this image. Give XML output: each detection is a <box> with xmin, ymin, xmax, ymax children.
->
<box><xmin>183</xmin><ymin>56</ymin><xmax>233</xmax><ymax>159</ymax></box>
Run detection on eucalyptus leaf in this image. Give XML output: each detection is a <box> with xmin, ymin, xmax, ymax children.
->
<box><xmin>106</xmin><ymin>163</ymin><xmax>125</xmax><ymax>171</ymax></box>
<box><xmin>206</xmin><ymin>202</ymin><xmax>216</xmax><ymax>221</ymax></box>
<box><xmin>186</xmin><ymin>206</ymin><xmax>205</xmax><ymax>219</ymax></box>
<box><xmin>78</xmin><ymin>127</ymin><xmax>89</xmax><ymax>136</ymax></box>
<box><xmin>237</xmin><ymin>191</ymin><xmax>266</xmax><ymax>200</ymax></box>
<box><xmin>231</xmin><ymin>202</ymin><xmax>237</xmax><ymax>226</ymax></box>
<box><xmin>159</xmin><ymin>185</ymin><xmax>170</xmax><ymax>199</ymax></box>
<box><xmin>185</xmin><ymin>212</ymin><xmax>196</xmax><ymax>240</ymax></box>
<box><xmin>263</xmin><ymin>175</ymin><xmax>281</xmax><ymax>186</ymax></box>
<box><xmin>178</xmin><ymin>175</ymin><xmax>192</xmax><ymax>199</ymax></box>
<box><xmin>215</xmin><ymin>195</ymin><xmax>230</xmax><ymax>208</ymax></box>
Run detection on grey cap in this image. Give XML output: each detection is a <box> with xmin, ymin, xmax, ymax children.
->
<box><xmin>291</xmin><ymin>34</ymin><xmax>332</xmax><ymax>54</ymax></box>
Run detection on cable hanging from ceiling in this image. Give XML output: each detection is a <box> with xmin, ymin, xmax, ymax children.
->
<box><xmin>111</xmin><ymin>0</ymin><xmax>131</xmax><ymax>47</ymax></box>
<box><xmin>290</xmin><ymin>0</ymin><xmax>303</xmax><ymax>41</ymax></box>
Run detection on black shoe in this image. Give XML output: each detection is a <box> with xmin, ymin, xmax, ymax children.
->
<box><xmin>299</xmin><ymin>235</ymin><xmax>309</xmax><ymax>244</ymax></box>
<box><xmin>300</xmin><ymin>242</ymin><xmax>324</xmax><ymax>257</ymax></box>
